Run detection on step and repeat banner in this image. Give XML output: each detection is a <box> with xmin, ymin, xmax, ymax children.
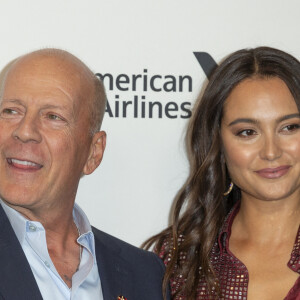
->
<box><xmin>0</xmin><ymin>0</ymin><xmax>299</xmax><ymax>246</ymax></box>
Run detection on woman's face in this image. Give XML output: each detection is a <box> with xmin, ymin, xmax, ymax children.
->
<box><xmin>221</xmin><ymin>77</ymin><xmax>300</xmax><ymax>202</ymax></box>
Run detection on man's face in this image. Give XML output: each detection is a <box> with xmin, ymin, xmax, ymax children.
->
<box><xmin>0</xmin><ymin>55</ymin><xmax>100</xmax><ymax>212</ymax></box>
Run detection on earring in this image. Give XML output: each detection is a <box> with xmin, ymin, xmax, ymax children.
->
<box><xmin>223</xmin><ymin>182</ymin><xmax>233</xmax><ymax>196</ymax></box>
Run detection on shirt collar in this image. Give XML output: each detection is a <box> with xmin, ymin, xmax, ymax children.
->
<box><xmin>73</xmin><ymin>203</ymin><xmax>97</xmax><ymax>260</ymax></box>
<box><xmin>0</xmin><ymin>199</ymin><xmax>28</xmax><ymax>245</ymax></box>
<box><xmin>73</xmin><ymin>203</ymin><xmax>93</xmax><ymax>236</ymax></box>
<box><xmin>0</xmin><ymin>200</ymin><xmax>96</xmax><ymax>258</ymax></box>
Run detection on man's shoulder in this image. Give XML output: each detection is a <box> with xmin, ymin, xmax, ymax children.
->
<box><xmin>92</xmin><ymin>227</ymin><xmax>169</xmax><ymax>299</ymax></box>
<box><xmin>92</xmin><ymin>226</ymin><xmax>165</xmax><ymax>271</ymax></box>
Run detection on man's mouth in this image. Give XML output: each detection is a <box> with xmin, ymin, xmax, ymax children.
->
<box><xmin>7</xmin><ymin>158</ymin><xmax>43</xmax><ymax>170</ymax></box>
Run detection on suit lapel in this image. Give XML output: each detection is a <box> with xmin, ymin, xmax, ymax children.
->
<box><xmin>0</xmin><ymin>204</ymin><xmax>43</xmax><ymax>300</ymax></box>
<box><xmin>93</xmin><ymin>229</ymin><xmax>134</xmax><ymax>300</ymax></box>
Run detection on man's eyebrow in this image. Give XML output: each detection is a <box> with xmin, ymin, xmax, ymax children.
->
<box><xmin>228</xmin><ymin>113</ymin><xmax>300</xmax><ymax>127</ymax></box>
<box><xmin>2</xmin><ymin>99</ymin><xmax>69</xmax><ymax>110</ymax></box>
<box><xmin>40</xmin><ymin>104</ymin><xmax>69</xmax><ymax>110</ymax></box>
<box><xmin>1</xmin><ymin>98</ymin><xmax>24</xmax><ymax>105</ymax></box>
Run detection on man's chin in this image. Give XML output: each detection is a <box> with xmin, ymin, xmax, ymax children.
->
<box><xmin>0</xmin><ymin>189</ymin><xmax>41</xmax><ymax>210</ymax></box>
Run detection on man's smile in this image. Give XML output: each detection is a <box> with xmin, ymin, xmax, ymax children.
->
<box><xmin>7</xmin><ymin>158</ymin><xmax>43</xmax><ymax>170</ymax></box>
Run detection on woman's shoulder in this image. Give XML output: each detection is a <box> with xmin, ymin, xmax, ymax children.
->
<box><xmin>156</xmin><ymin>233</ymin><xmax>189</xmax><ymax>298</ymax></box>
<box><xmin>156</xmin><ymin>234</ymin><xmax>186</xmax><ymax>264</ymax></box>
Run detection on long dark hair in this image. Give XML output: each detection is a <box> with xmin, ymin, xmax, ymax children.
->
<box><xmin>142</xmin><ymin>46</ymin><xmax>300</xmax><ymax>299</ymax></box>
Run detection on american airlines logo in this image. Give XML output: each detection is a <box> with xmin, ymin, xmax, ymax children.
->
<box><xmin>96</xmin><ymin>52</ymin><xmax>217</xmax><ymax>119</ymax></box>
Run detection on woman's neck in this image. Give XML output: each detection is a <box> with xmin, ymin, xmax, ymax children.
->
<box><xmin>233</xmin><ymin>194</ymin><xmax>300</xmax><ymax>245</ymax></box>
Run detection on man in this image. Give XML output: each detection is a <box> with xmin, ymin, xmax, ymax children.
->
<box><xmin>0</xmin><ymin>49</ymin><xmax>167</xmax><ymax>299</ymax></box>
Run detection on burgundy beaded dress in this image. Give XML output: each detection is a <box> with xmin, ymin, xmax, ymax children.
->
<box><xmin>159</xmin><ymin>203</ymin><xmax>300</xmax><ymax>299</ymax></box>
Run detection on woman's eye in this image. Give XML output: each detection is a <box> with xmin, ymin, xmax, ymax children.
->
<box><xmin>282</xmin><ymin>124</ymin><xmax>300</xmax><ymax>132</ymax></box>
<box><xmin>236</xmin><ymin>129</ymin><xmax>257</xmax><ymax>137</ymax></box>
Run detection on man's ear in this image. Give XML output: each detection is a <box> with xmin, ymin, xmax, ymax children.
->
<box><xmin>83</xmin><ymin>131</ymin><xmax>106</xmax><ymax>175</ymax></box>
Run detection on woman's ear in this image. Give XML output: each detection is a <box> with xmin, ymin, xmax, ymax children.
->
<box><xmin>83</xmin><ymin>131</ymin><xmax>107</xmax><ymax>175</ymax></box>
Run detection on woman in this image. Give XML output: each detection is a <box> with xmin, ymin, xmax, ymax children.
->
<box><xmin>143</xmin><ymin>47</ymin><xmax>300</xmax><ymax>299</ymax></box>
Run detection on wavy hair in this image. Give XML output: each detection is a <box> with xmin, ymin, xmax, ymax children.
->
<box><xmin>142</xmin><ymin>46</ymin><xmax>300</xmax><ymax>299</ymax></box>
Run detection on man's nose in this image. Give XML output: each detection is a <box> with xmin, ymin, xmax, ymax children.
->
<box><xmin>259</xmin><ymin>134</ymin><xmax>282</xmax><ymax>161</ymax></box>
<box><xmin>12</xmin><ymin>113</ymin><xmax>42</xmax><ymax>143</ymax></box>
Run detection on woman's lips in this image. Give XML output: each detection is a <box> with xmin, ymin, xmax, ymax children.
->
<box><xmin>7</xmin><ymin>158</ymin><xmax>43</xmax><ymax>171</ymax></box>
<box><xmin>255</xmin><ymin>165</ymin><xmax>290</xmax><ymax>179</ymax></box>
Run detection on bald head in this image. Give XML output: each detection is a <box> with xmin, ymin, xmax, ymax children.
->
<box><xmin>0</xmin><ymin>48</ymin><xmax>107</xmax><ymax>216</ymax></box>
<box><xmin>1</xmin><ymin>48</ymin><xmax>106</xmax><ymax>135</ymax></box>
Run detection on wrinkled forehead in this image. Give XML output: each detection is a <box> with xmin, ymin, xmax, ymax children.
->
<box><xmin>2</xmin><ymin>53</ymin><xmax>94</xmax><ymax>106</ymax></box>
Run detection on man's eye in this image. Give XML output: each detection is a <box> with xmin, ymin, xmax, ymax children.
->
<box><xmin>2</xmin><ymin>108</ymin><xmax>17</xmax><ymax>114</ymax></box>
<box><xmin>47</xmin><ymin>114</ymin><xmax>61</xmax><ymax>120</ymax></box>
<box><xmin>236</xmin><ymin>129</ymin><xmax>257</xmax><ymax>137</ymax></box>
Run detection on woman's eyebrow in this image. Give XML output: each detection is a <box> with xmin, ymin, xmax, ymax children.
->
<box><xmin>228</xmin><ymin>118</ymin><xmax>258</xmax><ymax>126</ymax></box>
<box><xmin>277</xmin><ymin>113</ymin><xmax>300</xmax><ymax>122</ymax></box>
<box><xmin>228</xmin><ymin>113</ymin><xmax>300</xmax><ymax>127</ymax></box>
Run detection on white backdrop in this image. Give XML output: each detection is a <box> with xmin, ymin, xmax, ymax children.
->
<box><xmin>0</xmin><ymin>0</ymin><xmax>299</xmax><ymax>246</ymax></box>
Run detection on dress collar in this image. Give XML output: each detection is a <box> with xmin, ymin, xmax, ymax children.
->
<box><xmin>217</xmin><ymin>201</ymin><xmax>240</xmax><ymax>254</ymax></box>
<box><xmin>217</xmin><ymin>200</ymin><xmax>300</xmax><ymax>274</ymax></box>
<box><xmin>288</xmin><ymin>225</ymin><xmax>300</xmax><ymax>274</ymax></box>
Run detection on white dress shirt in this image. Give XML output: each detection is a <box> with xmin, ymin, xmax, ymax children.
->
<box><xmin>1</xmin><ymin>200</ymin><xmax>104</xmax><ymax>300</ymax></box>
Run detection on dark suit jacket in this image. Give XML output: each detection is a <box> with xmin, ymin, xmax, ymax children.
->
<box><xmin>0</xmin><ymin>205</ymin><xmax>167</xmax><ymax>299</ymax></box>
